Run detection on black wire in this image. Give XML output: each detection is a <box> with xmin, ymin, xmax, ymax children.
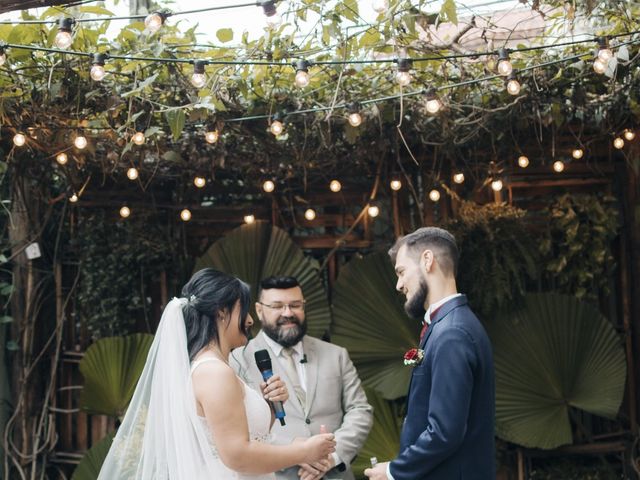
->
<box><xmin>0</xmin><ymin>1</ymin><xmax>260</xmax><ymax>25</ymax></box>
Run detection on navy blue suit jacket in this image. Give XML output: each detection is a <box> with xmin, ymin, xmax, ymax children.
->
<box><xmin>389</xmin><ymin>295</ymin><xmax>495</xmax><ymax>480</ymax></box>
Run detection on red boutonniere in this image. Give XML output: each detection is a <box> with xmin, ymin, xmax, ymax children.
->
<box><xmin>403</xmin><ymin>348</ymin><xmax>425</xmax><ymax>366</ymax></box>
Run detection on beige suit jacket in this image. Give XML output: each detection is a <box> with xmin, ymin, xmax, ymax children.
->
<box><xmin>230</xmin><ymin>332</ymin><xmax>373</xmax><ymax>480</ymax></box>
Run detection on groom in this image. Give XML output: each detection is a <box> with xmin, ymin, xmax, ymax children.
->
<box><xmin>365</xmin><ymin>227</ymin><xmax>495</xmax><ymax>479</ymax></box>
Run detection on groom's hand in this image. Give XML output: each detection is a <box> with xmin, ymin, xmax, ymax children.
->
<box><xmin>297</xmin><ymin>456</ymin><xmax>334</xmax><ymax>480</ymax></box>
<box><xmin>364</xmin><ymin>461</ymin><xmax>389</xmax><ymax>479</ymax></box>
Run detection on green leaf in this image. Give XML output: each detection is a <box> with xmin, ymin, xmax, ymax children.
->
<box><xmin>79</xmin><ymin>334</ymin><xmax>154</xmax><ymax>417</ymax></box>
<box><xmin>439</xmin><ymin>0</ymin><xmax>458</xmax><ymax>24</ymax></box>
<box><xmin>488</xmin><ymin>293</ymin><xmax>626</xmax><ymax>449</ymax></box>
<box><xmin>216</xmin><ymin>28</ymin><xmax>233</xmax><ymax>43</ymax></box>
<box><xmin>6</xmin><ymin>340</ymin><xmax>18</xmax><ymax>351</ymax></box>
<box><xmin>164</xmin><ymin>109</ymin><xmax>186</xmax><ymax>141</ymax></box>
<box><xmin>0</xmin><ymin>316</ymin><xmax>12</xmax><ymax>324</ymax></box>
<box><xmin>71</xmin><ymin>433</ymin><xmax>114</xmax><ymax>480</ymax></box>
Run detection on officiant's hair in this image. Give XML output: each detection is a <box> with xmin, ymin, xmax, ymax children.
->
<box><xmin>181</xmin><ymin>268</ymin><xmax>252</xmax><ymax>361</ymax></box>
<box><xmin>258</xmin><ymin>276</ymin><xmax>300</xmax><ymax>298</ymax></box>
<box><xmin>388</xmin><ymin>227</ymin><xmax>459</xmax><ymax>277</ymax></box>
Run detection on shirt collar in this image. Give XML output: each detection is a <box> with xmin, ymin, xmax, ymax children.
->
<box><xmin>261</xmin><ymin>331</ymin><xmax>304</xmax><ymax>358</ymax></box>
<box><xmin>425</xmin><ymin>293</ymin><xmax>462</xmax><ymax>324</ymax></box>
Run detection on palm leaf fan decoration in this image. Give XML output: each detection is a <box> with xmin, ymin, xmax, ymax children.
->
<box><xmin>351</xmin><ymin>389</ymin><xmax>403</xmax><ymax>478</ymax></box>
<box><xmin>487</xmin><ymin>293</ymin><xmax>626</xmax><ymax>449</ymax></box>
<box><xmin>194</xmin><ymin>221</ymin><xmax>331</xmax><ymax>338</ymax></box>
<box><xmin>80</xmin><ymin>334</ymin><xmax>154</xmax><ymax>417</ymax></box>
<box><xmin>71</xmin><ymin>433</ymin><xmax>114</xmax><ymax>480</ymax></box>
<box><xmin>332</xmin><ymin>252</ymin><xmax>420</xmax><ymax>399</ymax></box>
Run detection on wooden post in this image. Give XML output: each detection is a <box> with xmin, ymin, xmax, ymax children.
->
<box><xmin>517</xmin><ymin>448</ymin><xmax>525</xmax><ymax>480</ymax></box>
<box><xmin>392</xmin><ymin>191</ymin><xmax>402</xmax><ymax>238</ymax></box>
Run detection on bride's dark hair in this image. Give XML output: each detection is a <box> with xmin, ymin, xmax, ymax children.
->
<box><xmin>181</xmin><ymin>268</ymin><xmax>251</xmax><ymax>361</ymax></box>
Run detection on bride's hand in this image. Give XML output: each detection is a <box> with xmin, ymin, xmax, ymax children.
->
<box><xmin>301</xmin><ymin>434</ymin><xmax>336</xmax><ymax>464</ymax></box>
<box><xmin>260</xmin><ymin>375</ymin><xmax>289</xmax><ymax>403</ymax></box>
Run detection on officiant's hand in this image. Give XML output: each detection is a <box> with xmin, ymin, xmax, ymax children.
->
<box><xmin>364</xmin><ymin>461</ymin><xmax>389</xmax><ymax>479</ymax></box>
<box><xmin>261</xmin><ymin>375</ymin><xmax>289</xmax><ymax>403</ymax></box>
<box><xmin>297</xmin><ymin>456</ymin><xmax>335</xmax><ymax>480</ymax></box>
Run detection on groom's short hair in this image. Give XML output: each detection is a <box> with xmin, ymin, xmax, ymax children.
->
<box><xmin>388</xmin><ymin>227</ymin><xmax>459</xmax><ymax>277</ymax></box>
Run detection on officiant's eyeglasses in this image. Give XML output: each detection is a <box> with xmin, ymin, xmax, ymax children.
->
<box><xmin>258</xmin><ymin>301</ymin><xmax>306</xmax><ymax>312</ymax></box>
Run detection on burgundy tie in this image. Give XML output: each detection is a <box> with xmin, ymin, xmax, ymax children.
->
<box><xmin>420</xmin><ymin>306</ymin><xmax>443</xmax><ymax>342</ymax></box>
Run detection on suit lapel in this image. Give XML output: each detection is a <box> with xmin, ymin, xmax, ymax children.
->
<box><xmin>302</xmin><ymin>337</ymin><xmax>317</xmax><ymax>415</ymax></box>
<box><xmin>419</xmin><ymin>295</ymin><xmax>468</xmax><ymax>349</ymax></box>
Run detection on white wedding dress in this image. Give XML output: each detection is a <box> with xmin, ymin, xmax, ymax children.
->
<box><xmin>98</xmin><ymin>298</ymin><xmax>279</xmax><ymax>480</ymax></box>
<box><xmin>191</xmin><ymin>358</ymin><xmax>277</xmax><ymax>480</ymax></box>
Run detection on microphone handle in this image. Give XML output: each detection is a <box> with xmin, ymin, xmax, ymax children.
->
<box><xmin>260</xmin><ymin>369</ymin><xmax>286</xmax><ymax>426</ymax></box>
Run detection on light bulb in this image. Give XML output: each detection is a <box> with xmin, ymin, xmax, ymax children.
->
<box><xmin>205</xmin><ymin>130</ymin><xmax>219</xmax><ymax>144</ymax></box>
<box><xmin>69</xmin><ymin>193</ymin><xmax>78</xmax><ymax>203</ymax></box>
<box><xmin>372</xmin><ymin>0</ymin><xmax>389</xmax><ymax>13</ymax></box>
<box><xmin>367</xmin><ymin>205</ymin><xmax>380</xmax><ymax>217</ymax></box>
<box><xmin>132</xmin><ymin>131</ymin><xmax>145</xmax><ymax>145</ymax></box>
<box><xmin>191</xmin><ymin>72</ymin><xmax>207</xmax><ymax>88</ymax></box>
<box><xmin>623</xmin><ymin>129</ymin><xmax>635</xmax><ymax>141</ymax></box>
<box><xmin>56</xmin><ymin>152</ymin><xmax>68</xmax><ymax>165</ymax></box>
<box><xmin>294</xmin><ymin>70</ymin><xmax>309</xmax><ymax>88</ymax></box>
<box><xmin>329</xmin><ymin>180</ymin><xmax>342</xmax><ymax>192</ymax></box>
<box><xmin>55</xmin><ymin>30</ymin><xmax>73</xmax><ymax>49</ymax></box>
<box><xmin>263</xmin><ymin>180</ymin><xmax>275</xmax><ymax>193</ymax></box>
<box><xmin>0</xmin><ymin>50</ymin><xmax>6</xmax><ymax>66</ymax></box>
<box><xmin>518</xmin><ymin>155</ymin><xmax>529</xmax><ymax>168</ymax></box>
<box><xmin>194</xmin><ymin>176</ymin><xmax>206</xmax><ymax>188</ymax></box>
<box><xmin>13</xmin><ymin>133</ymin><xmax>26</xmax><ymax>147</ymax></box>
<box><xmin>613</xmin><ymin>137</ymin><xmax>624</xmax><ymax>149</ymax></box>
<box><xmin>127</xmin><ymin>167</ymin><xmax>139</xmax><ymax>180</ymax></box>
<box><xmin>553</xmin><ymin>161</ymin><xmax>565</xmax><ymax>173</ymax></box>
<box><xmin>244</xmin><ymin>214</ymin><xmax>255</xmax><ymax>224</ymax></box>
<box><xmin>74</xmin><ymin>135</ymin><xmax>87</xmax><ymax>149</ymax></box>
<box><xmin>598</xmin><ymin>48</ymin><xmax>613</xmax><ymax>62</ymax></box>
<box><xmin>506</xmin><ymin>78</ymin><xmax>520</xmax><ymax>95</ymax></box>
<box><xmin>390</xmin><ymin>179</ymin><xmax>402</xmax><ymax>191</ymax></box>
<box><xmin>396</xmin><ymin>70</ymin><xmax>411</xmax><ymax>86</ymax></box>
<box><xmin>270</xmin><ymin>120</ymin><xmax>284</xmax><ymax>136</ymax></box>
<box><xmin>453</xmin><ymin>173</ymin><xmax>465</xmax><ymax>184</ymax></box>
<box><xmin>491</xmin><ymin>179</ymin><xmax>503</xmax><ymax>191</ymax></box>
<box><xmin>593</xmin><ymin>58</ymin><xmax>607</xmax><ymax>74</ymax></box>
<box><xmin>572</xmin><ymin>148</ymin><xmax>584</xmax><ymax>159</ymax></box>
<box><xmin>90</xmin><ymin>64</ymin><xmax>105</xmax><ymax>81</ymax></box>
<box><xmin>304</xmin><ymin>208</ymin><xmax>316</xmax><ymax>221</ymax></box>
<box><xmin>144</xmin><ymin>12</ymin><xmax>165</xmax><ymax>33</ymax></box>
<box><xmin>348</xmin><ymin>112</ymin><xmax>362</xmax><ymax>127</ymax></box>
<box><xmin>120</xmin><ymin>206</ymin><xmax>131</xmax><ymax>218</ymax></box>
<box><xmin>425</xmin><ymin>98</ymin><xmax>442</xmax><ymax>114</ymax></box>
<box><xmin>180</xmin><ymin>209</ymin><xmax>192</xmax><ymax>222</ymax></box>
<box><xmin>497</xmin><ymin>59</ymin><xmax>513</xmax><ymax>76</ymax></box>
<box><xmin>429</xmin><ymin>189</ymin><xmax>440</xmax><ymax>202</ymax></box>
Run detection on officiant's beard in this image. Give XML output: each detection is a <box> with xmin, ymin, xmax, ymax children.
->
<box><xmin>405</xmin><ymin>278</ymin><xmax>428</xmax><ymax>320</ymax></box>
<box><xmin>263</xmin><ymin>315</ymin><xmax>308</xmax><ymax>348</ymax></box>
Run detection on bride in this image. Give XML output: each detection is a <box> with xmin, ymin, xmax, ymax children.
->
<box><xmin>98</xmin><ymin>268</ymin><xmax>336</xmax><ymax>479</ymax></box>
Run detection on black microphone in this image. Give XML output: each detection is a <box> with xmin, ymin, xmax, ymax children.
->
<box><xmin>300</xmin><ymin>354</ymin><xmax>308</xmax><ymax>364</ymax></box>
<box><xmin>254</xmin><ymin>349</ymin><xmax>286</xmax><ymax>426</ymax></box>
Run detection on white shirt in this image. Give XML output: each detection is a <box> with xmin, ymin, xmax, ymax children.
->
<box><xmin>261</xmin><ymin>331</ymin><xmax>307</xmax><ymax>391</ymax></box>
<box><xmin>261</xmin><ymin>332</ymin><xmax>343</xmax><ymax>469</ymax></box>
<box><xmin>387</xmin><ymin>293</ymin><xmax>463</xmax><ymax>480</ymax></box>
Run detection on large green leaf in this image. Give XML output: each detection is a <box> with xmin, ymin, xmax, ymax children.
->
<box><xmin>194</xmin><ymin>221</ymin><xmax>331</xmax><ymax>338</ymax></box>
<box><xmin>79</xmin><ymin>334</ymin><xmax>154</xmax><ymax>417</ymax></box>
<box><xmin>71</xmin><ymin>433</ymin><xmax>114</xmax><ymax>480</ymax></box>
<box><xmin>351</xmin><ymin>389</ymin><xmax>403</xmax><ymax>478</ymax></box>
<box><xmin>332</xmin><ymin>252</ymin><xmax>420</xmax><ymax>400</ymax></box>
<box><xmin>488</xmin><ymin>293</ymin><xmax>626</xmax><ymax>449</ymax></box>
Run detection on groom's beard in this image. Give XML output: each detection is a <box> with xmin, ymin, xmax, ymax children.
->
<box><xmin>263</xmin><ymin>315</ymin><xmax>308</xmax><ymax>348</ymax></box>
<box><xmin>405</xmin><ymin>278</ymin><xmax>428</xmax><ymax>320</ymax></box>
